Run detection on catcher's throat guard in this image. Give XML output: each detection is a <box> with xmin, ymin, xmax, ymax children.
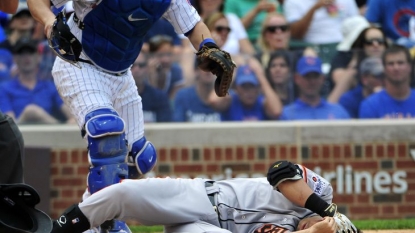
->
<box><xmin>48</xmin><ymin>10</ymin><xmax>82</xmax><ymax>68</ymax></box>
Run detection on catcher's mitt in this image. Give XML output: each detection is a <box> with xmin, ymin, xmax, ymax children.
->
<box><xmin>324</xmin><ymin>203</ymin><xmax>362</xmax><ymax>233</ymax></box>
<box><xmin>196</xmin><ymin>42</ymin><xmax>236</xmax><ymax>97</ymax></box>
<box><xmin>48</xmin><ymin>11</ymin><xmax>82</xmax><ymax>66</ymax></box>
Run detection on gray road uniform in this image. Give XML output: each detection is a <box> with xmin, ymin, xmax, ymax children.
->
<box><xmin>78</xmin><ymin>165</ymin><xmax>332</xmax><ymax>233</ymax></box>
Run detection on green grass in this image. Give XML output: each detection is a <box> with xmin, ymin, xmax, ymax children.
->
<box><xmin>130</xmin><ymin>219</ymin><xmax>415</xmax><ymax>233</ymax></box>
<box><xmin>353</xmin><ymin>219</ymin><xmax>415</xmax><ymax>230</ymax></box>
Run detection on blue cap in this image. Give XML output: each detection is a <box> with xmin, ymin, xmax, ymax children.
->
<box><xmin>296</xmin><ymin>56</ymin><xmax>323</xmax><ymax>76</ymax></box>
<box><xmin>235</xmin><ymin>65</ymin><xmax>259</xmax><ymax>86</ymax></box>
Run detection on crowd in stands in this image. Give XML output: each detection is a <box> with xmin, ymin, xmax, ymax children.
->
<box><xmin>1</xmin><ymin>0</ymin><xmax>415</xmax><ymax>124</ymax></box>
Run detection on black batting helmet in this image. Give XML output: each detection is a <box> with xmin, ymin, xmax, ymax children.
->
<box><xmin>0</xmin><ymin>184</ymin><xmax>52</xmax><ymax>233</ymax></box>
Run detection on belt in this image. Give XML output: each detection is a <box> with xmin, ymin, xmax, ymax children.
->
<box><xmin>78</xmin><ymin>59</ymin><xmax>127</xmax><ymax>76</ymax></box>
<box><xmin>73</xmin><ymin>13</ymin><xmax>85</xmax><ymax>30</ymax></box>
<box><xmin>205</xmin><ymin>181</ymin><xmax>217</xmax><ymax>212</ymax></box>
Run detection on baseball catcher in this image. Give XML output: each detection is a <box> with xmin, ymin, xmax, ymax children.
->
<box><xmin>196</xmin><ymin>39</ymin><xmax>236</xmax><ymax>97</ymax></box>
<box><xmin>28</xmin><ymin>0</ymin><xmax>236</xmax><ymax>231</ymax></box>
<box><xmin>0</xmin><ymin>183</ymin><xmax>52</xmax><ymax>233</ymax></box>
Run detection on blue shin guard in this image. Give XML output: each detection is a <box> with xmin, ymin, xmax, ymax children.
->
<box><xmin>128</xmin><ymin>137</ymin><xmax>157</xmax><ymax>178</ymax></box>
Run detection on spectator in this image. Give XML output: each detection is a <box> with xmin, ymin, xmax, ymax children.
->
<box><xmin>328</xmin><ymin>19</ymin><xmax>388</xmax><ymax>103</ymax></box>
<box><xmin>224</xmin><ymin>0</ymin><xmax>281</xmax><ymax>45</ymax></box>
<box><xmin>193</xmin><ymin>0</ymin><xmax>255</xmax><ymax>55</ymax></box>
<box><xmin>132</xmin><ymin>52</ymin><xmax>172</xmax><ymax>123</ymax></box>
<box><xmin>204</xmin><ymin>13</ymin><xmax>234</xmax><ymax>53</ymax></box>
<box><xmin>208</xmin><ymin>59</ymin><xmax>282</xmax><ymax>121</ymax></box>
<box><xmin>255</xmin><ymin>12</ymin><xmax>317</xmax><ymax>68</ymax></box>
<box><xmin>0</xmin><ymin>8</ymin><xmax>35</xmax><ymax>83</ymax></box>
<box><xmin>0</xmin><ymin>37</ymin><xmax>73</xmax><ymax>124</ymax></box>
<box><xmin>266</xmin><ymin>51</ymin><xmax>297</xmax><ymax>105</ymax></box>
<box><xmin>173</xmin><ymin>67</ymin><xmax>221</xmax><ymax>123</ymax></box>
<box><xmin>142</xmin><ymin>18</ymin><xmax>183</xmax><ymax>55</ymax></box>
<box><xmin>283</xmin><ymin>0</ymin><xmax>359</xmax><ymax>63</ymax></box>
<box><xmin>365</xmin><ymin>0</ymin><xmax>415</xmax><ymax>42</ymax></box>
<box><xmin>147</xmin><ymin>35</ymin><xmax>185</xmax><ymax>100</ymax></box>
<box><xmin>339</xmin><ymin>57</ymin><xmax>384</xmax><ymax>118</ymax></box>
<box><xmin>359</xmin><ymin>45</ymin><xmax>415</xmax><ymax>119</ymax></box>
<box><xmin>280</xmin><ymin>56</ymin><xmax>350</xmax><ymax>120</ymax></box>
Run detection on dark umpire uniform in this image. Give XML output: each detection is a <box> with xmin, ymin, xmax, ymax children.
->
<box><xmin>0</xmin><ymin>110</ymin><xmax>24</xmax><ymax>183</ymax></box>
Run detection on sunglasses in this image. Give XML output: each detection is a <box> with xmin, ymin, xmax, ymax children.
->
<box><xmin>215</xmin><ymin>26</ymin><xmax>231</xmax><ymax>33</ymax></box>
<box><xmin>364</xmin><ymin>38</ymin><xmax>385</xmax><ymax>46</ymax></box>
<box><xmin>265</xmin><ymin>25</ymin><xmax>290</xmax><ymax>33</ymax></box>
<box><xmin>132</xmin><ymin>62</ymin><xmax>147</xmax><ymax>68</ymax></box>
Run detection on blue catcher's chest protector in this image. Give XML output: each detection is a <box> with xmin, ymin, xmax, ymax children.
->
<box><xmin>82</xmin><ymin>0</ymin><xmax>172</xmax><ymax>72</ymax></box>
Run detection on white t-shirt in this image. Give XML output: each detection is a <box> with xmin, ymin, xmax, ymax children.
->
<box><xmin>284</xmin><ymin>0</ymin><xmax>359</xmax><ymax>44</ymax></box>
<box><xmin>222</xmin><ymin>13</ymin><xmax>248</xmax><ymax>55</ymax></box>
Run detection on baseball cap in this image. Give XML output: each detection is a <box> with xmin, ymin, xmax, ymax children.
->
<box><xmin>235</xmin><ymin>65</ymin><xmax>258</xmax><ymax>86</ymax></box>
<box><xmin>296</xmin><ymin>56</ymin><xmax>323</xmax><ymax>76</ymax></box>
<box><xmin>12</xmin><ymin>37</ymin><xmax>38</xmax><ymax>54</ymax></box>
<box><xmin>337</xmin><ymin>15</ymin><xmax>370</xmax><ymax>51</ymax></box>
<box><xmin>360</xmin><ymin>57</ymin><xmax>384</xmax><ymax>77</ymax></box>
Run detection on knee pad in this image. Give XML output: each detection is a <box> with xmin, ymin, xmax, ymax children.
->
<box><xmin>128</xmin><ymin>137</ymin><xmax>157</xmax><ymax>178</ymax></box>
<box><xmin>267</xmin><ymin>160</ymin><xmax>302</xmax><ymax>189</ymax></box>
<box><xmin>84</xmin><ymin>109</ymin><xmax>129</xmax><ymax>193</ymax></box>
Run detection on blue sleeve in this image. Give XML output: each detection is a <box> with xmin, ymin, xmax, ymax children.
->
<box><xmin>156</xmin><ymin>93</ymin><xmax>172</xmax><ymax>122</ymax></box>
<box><xmin>359</xmin><ymin>99</ymin><xmax>377</xmax><ymax>119</ymax></box>
<box><xmin>0</xmin><ymin>12</ymin><xmax>8</xmax><ymax>27</ymax></box>
<box><xmin>365</xmin><ymin>0</ymin><xmax>381</xmax><ymax>23</ymax></box>
<box><xmin>337</xmin><ymin>105</ymin><xmax>351</xmax><ymax>119</ymax></box>
<box><xmin>279</xmin><ymin>108</ymin><xmax>289</xmax><ymax>120</ymax></box>
<box><xmin>172</xmin><ymin>90</ymin><xmax>186</xmax><ymax>122</ymax></box>
<box><xmin>48</xmin><ymin>82</ymin><xmax>64</xmax><ymax>108</ymax></box>
<box><xmin>0</xmin><ymin>84</ymin><xmax>12</xmax><ymax>113</ymax></box>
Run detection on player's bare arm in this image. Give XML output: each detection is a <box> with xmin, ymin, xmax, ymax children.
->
<box><xmin>0</xmin><ymin>0</ymin><xmax>19</xmax><ymax>14</ymax></box>
<box><xmin>27</xmin><ymin>0</ymin><xmax>55</xmax><ymax>37</ymax></box>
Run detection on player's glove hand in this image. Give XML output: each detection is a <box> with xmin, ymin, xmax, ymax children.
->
<box><xmin>48</xmin><ymin>11</ymin><xmax>82</xmax><ymax>65</ymax></box>
<box><xmin>324</xmin><ymin>203</ymin><xmax>361</xmax><ymax>233</ymax></box>
<box><xmin>196</xmin><ymin>42</ymin><xmax>236</xmax><ymax>97</ymax></box>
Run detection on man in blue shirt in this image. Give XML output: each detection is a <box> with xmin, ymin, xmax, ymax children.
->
<box><xmin>208</xmin><ymin>59</ymin><xmax>282</xmax><ymax>121</ymax></box>
<box><xmin>359</xmin><ymin>45</ymin><xmax>415</xmax><ymax>119</ymax></box>
<box><xmin>132</xmin><ymin>52</ymin><xmax>172</xmax><ymax>123</ymax></box>
<box><xmin>0</xmin><ymin>37</ymin><xmax>73</xmax><ymax>124</ymax></box>
<box><xmin>339</xmin><ymin>57</ymin><xmax>385</xmax><ymax>118</ymax></box>
<box><xmin>173</xmin><ymin>66</ymin><xmax>221</xmax><ymax>122</ymax></box>
<box><xmin>365</xmin><ymin>0</ymin><xmax>415</xmax><ymax>42</ymax></box>
<box><xmin>281</xmin><ymin>56</ymin><xmax>350</xmax><ymax>120</ymax></box>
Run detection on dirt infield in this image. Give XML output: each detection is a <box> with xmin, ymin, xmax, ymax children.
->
<box><xmin>363</xmin><ymin>230</ymin><xmax>414</xmax><ymax>233</ymax></box>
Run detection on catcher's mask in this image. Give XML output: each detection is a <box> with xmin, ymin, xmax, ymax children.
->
<box><xmin>0</xmin><ymin>184</ymin><xmax>52</xmax><ymax>233</ymax></box>
<box><xmin>48</xmin><ymin>10</ymin><xmax>82</xmax><ymax>68</ymax></box>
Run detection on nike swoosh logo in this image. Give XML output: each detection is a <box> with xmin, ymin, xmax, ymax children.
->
<box><xmin>128</xmin><ymin>14</ymin><xmax>147</xmax><ymax>21</ymax></box>
<box><xmin>149</xmin><ymin>156</ymin><xmax>153</xmax><ymax>163</ymax></box>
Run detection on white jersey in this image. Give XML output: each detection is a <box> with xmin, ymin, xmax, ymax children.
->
<box><xmin>78</xmin><ymin>165</ymin><xmax>332</xmax><ymax>233</ymax></box>
<box><xmin>50</xmin><ymin>0</ymin><xmax>200</xmax><ymax>148</ymax></box>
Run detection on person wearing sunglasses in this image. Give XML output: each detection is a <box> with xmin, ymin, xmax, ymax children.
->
<box><xmin>204</xmin><ymin>13</ymin><xmax>231</xmax><ymax>51</ymax></box>
<box><xmin>193</xmin><ymin>0</ymin><xmax>255</xmax><ymax>56</ymax></box>
<box><xmin>328</xmin><ymin>22</ymin><xmax>388</xmax><ymax>104</ymax></box>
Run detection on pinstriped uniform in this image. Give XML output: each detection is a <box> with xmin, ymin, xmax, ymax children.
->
<box><xmin>50</xmin><ymin>0</ymin><xmax>200</xmax><ymax>149</ymax></box>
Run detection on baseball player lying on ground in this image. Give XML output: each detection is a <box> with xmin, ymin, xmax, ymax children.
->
<box><xmin>51</xmin><ymin>160</ymin><xmax>360</xmax><ymax>233</ymax></box>
<box><xmin>27</xmin><ymin>0</ymin><xmax>235</xmax><ymax>232</ymax></box>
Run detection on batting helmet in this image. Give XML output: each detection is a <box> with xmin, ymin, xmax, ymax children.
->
<box><xmin>0</xmin><ymin>183</ymin><xmax>52</xmax><ymax>233</ymax></box>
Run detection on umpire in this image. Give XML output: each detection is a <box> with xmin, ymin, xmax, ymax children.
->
<box><xmin>0</xmin><ymin>111</ymin><xmax>24</xmax><ymax>183</ymax></box>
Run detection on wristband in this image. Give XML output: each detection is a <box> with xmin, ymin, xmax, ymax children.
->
<box><xmin>199</xmin><ymin>38</ymin><xmax>216</xmax><ymax>50</ymax></box>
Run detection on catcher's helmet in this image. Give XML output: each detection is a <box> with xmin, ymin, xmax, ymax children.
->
<box><xmin>0</xmin><ymin>184</ymin><xmax>52</xmax><ymax>233</ymax></box>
